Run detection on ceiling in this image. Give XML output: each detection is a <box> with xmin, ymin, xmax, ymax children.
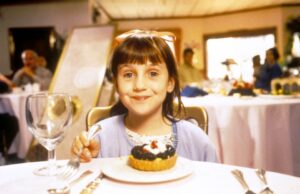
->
<box><xmin>95</xmin><ymin>0</ymin><xmax>300</xmax><ymax>20</ymax></box>
<box><xmin>1</xmin><ymin>0</ymin><xmax>299</xmax><ymax>20</ymax></box>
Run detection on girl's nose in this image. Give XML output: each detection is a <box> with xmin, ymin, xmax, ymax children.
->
<box><xmin>134</xmin><ymin>75</ymin><xmax>147</xmax><ymax>90</ymax></box>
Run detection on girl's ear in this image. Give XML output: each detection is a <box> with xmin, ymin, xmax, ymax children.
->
<box><xmin>167</xmin><ymin>77</ymin><xmax>175</xmax><ymax>93</ymax></box>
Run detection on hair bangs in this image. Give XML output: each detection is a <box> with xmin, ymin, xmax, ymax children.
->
<box><xmin>111</xmin><ymin>36</ymin><xmax>167</xmax><ymax>76</ymax></box>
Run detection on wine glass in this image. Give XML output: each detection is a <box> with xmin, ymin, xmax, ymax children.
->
<box><xmin>25</xmin><ymin>92</ymin><xmax>72</xmax><ymax>176</ymax></box>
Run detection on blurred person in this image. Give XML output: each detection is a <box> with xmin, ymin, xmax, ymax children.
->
<box><xmin>0</xmin><ymin>113</ymin><xmax>20</xmax><ymax>160</ymax></box>
<box><xmin>255</xmin><ymin>47</ymin><xmax>283</xmax><ymax>91</ymax></box>
<box><xmin>36</xmin><ymin>55</ymin><xmax>53</xmax><ymax>90</ymax></box>
<box><xmin>221</xmin><ymin>58</ymin><xmax>237</xmax><ymax>81</ymax></box>
<box><xmin>36</xmin><ymin>56</ymin><xmax>47</xmax><ymax>67</ymax></box>
<box><xmin>12</xmin><ymin>50</ymin><xmax>52</xmax><ymax>90</ymax></box>
<box><xmin>0</xmin><ymin>73</ymin><xmax>14</xmax><ymax>93</ymax></box>
<box><xmin>178</xmin><ymin>48</ymin><xmax>202</xmax><ymax>88</ymax></box>
<box><xmin>252</xmin><ymin>55</ymin><xmax>261</xmax><ymax>85</ymax></box>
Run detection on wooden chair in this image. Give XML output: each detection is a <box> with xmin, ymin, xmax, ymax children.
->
<box><xmin>86</xmin><ymin>105</ymin><xmax>113</xmax><ymax>130</ymax></box>
<box><xmin>86</xmin><ymin>105</ymin><xmax>208</xmax><ymax>134</ymax></box>
<box><xmin>177</xmin><ymin>105</ymin><xmax>208</xmax><ymax>134</ymax></box>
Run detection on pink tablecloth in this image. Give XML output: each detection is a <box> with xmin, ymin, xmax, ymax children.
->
<box><xmin>182</xmin><ymin>95</ymin><xmax>300</xmax><ymax>177</ymax></box>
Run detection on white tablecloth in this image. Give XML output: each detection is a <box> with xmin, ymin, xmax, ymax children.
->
<box><xmin>181</xmin><ymin>95</ymin><xmax>300</xmax><ymax>177</ymax></box>
<box><xmin>0</xmin><ymin>92</ymin><xmax>32</xmax><ymax>158</ymax></box>
<box><xmin>0</xmin><ymin>158</ymin><xmax>299</xmax><ymax>194</ymax></box>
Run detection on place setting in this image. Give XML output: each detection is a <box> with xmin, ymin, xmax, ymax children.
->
<box><xmin>231</xmin><ymin>169</ymin><xmax>274</xmax><ymax>194</ymax></box>
<box><xmin>22</xmin><ymin>91</ymin><xmax>197</xmax><ymax>193</ymax></box>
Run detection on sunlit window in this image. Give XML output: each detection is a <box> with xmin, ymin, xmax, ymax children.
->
<box><xmin>205</xmin><ymin>30</ymin><xmax>276</xmax><ymax>82</ymax></box>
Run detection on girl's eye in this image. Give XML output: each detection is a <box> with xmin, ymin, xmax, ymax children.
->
<box><xmin>149</xmin><ymin>71</ymin><xmax>159</xmax><ymax>77</ymax></box>
<box><xmin>123</xmin><ymin>72</ymin><xmax>133</xmax><ymax>78</ymax></box>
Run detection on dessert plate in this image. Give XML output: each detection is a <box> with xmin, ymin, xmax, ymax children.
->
<box><xmin>102</xmin><ymin>157</ymin><xmax>193</xmax><ymax>183</ymax></box>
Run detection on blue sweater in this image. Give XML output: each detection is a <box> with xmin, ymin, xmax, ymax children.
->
<box><xmin>95</xmin><ymin>114</ymin><xmax>218</xmax><ymax>162</ymax></box>
<box><xmin>255</xmin><ymin>63</ymin><xmax>282</xmax><ymax>91</ymax></box>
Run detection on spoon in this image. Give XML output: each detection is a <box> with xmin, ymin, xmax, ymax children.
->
<box><xmin>48</xmin><ymin>170</ymin><xmax>93</xmax><ymax>194</ymax></box>
<box><xmin>255</xmin><ymin>169</ymin><xmax>274</xmax><ymax>194</ymax></box>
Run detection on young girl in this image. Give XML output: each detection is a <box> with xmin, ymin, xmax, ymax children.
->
<box><xmin>72</xmin><ymin>30</ymin><xmax>217</xmax><ymax>163</ymax></box>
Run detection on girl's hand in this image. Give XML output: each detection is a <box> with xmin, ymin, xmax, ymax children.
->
<box><xmin>71</xmin><ymin>131</ymin><xmax>100</xmax><ymax>163</ymax></box>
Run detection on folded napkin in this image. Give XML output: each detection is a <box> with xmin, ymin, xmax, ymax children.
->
<box><xmin>181</xmin><ymin>86</ymin><xmax>208</xmax><ymax>97</ymax></box>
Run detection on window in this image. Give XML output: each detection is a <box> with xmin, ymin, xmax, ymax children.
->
<box><xmin>204</xmin><ymin>28</ymin><xmax>276</xmax><ymax>82</ymax></box>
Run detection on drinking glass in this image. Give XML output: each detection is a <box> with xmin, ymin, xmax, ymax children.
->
<box><xmin>25</xmin><ymin>92</ymin><xmax>72</xmax><ymax>176</ymax></box>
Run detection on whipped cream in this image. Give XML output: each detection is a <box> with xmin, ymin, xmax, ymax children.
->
<box><xmin>143</xmin><ymin>141</ymin><xmax>167</xmax><ymax>155</ymax></box>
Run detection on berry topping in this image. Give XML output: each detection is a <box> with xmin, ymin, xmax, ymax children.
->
<box><xmin>151</xmin><ymin>140</ymin><xmax>158</xmax><ymax>149</ymax></box>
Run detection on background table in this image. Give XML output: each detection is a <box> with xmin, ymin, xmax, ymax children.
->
<box><xmin>0</xmin><ymin>158</ymin><xmax>300</xmax><ymax>194</ymax></box>
<box><xmin>0</xmin><ymin>92</ymin><xmax>32</xmax><ymax>158</ymax></box>
<box><xmin>181</xmin><ymin>95</ymin><xmax>300</xmax><ymax>177</ymax></box>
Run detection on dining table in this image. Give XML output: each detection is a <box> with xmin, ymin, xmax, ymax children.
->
<box><xmin>0</xmin><ymin>157</ymin><xmax>299</xmax><ymax>194</ymax></box>
<box><xmin>0</xmin><ymin>91</ymin><xmax>33</xmax><ymax>158</ymax></box>
<box><xmin>181</xmin><ymin>94</ymin><xmax>300</xmax><ymax>177</ymax></box>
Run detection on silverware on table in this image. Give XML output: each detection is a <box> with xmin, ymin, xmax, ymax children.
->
<box><xmin>48</xmin><ymin>170</ymin><xmax>93</xmax><ymax>194</ymax></box>
<box><xmin>80</xmin><ymin>171</ymin><xmax>104</xmax><ymax>194</ymax></box>
<box><xmin>231</xmin><ymin>169</ymin><xmax>256</xmax><ymax>194</ymax></box>
<box><xmin>255</xmin><ymin>169</ymin><xmax>274</xmax><ymax>194</ymax></box>
<box><xmin>58</xmin><ymin>124</ymin><xmax>101</xmax><ymax>179</ymax></box>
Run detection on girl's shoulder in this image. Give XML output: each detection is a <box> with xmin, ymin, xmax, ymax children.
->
<box><xmin>176</xmin><ymin>119</ymin><xmax>203</xmax><ymax>130</ymax></box>
<box><xmin>96</xmin><ymin>114</ymin><xmax>125</xmax><ymax>133</ymax></box>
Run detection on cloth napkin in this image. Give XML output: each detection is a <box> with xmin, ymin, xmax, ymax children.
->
<box><xmin>181</xmin><ymin>85</ymin><xmax>208</xmax><ymax>97</ymax></box>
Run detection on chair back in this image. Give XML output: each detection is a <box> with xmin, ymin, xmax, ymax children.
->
<box><xmin>86</xmin><ymin>105</ymin><xmax>112</xmax><ymax>130</ymax></box>
<box><xmin>180</xmin><ymin>106</ymin><xmax>208</xmax><ymax>134</ymax></box>
<box><xmin>86</xmin><ymin>105</ymin><xmax>208</xmax><ymax>134</ymax></box>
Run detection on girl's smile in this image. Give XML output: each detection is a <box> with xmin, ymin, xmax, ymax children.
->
<box><xmin>131</xmin><ymin>95</ymin><xmax>150</xmax><ymax>101</ymax></box>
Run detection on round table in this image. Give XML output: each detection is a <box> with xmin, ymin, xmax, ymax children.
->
<box><xmin>181</xmin><ymin>95</ymin><xmax>300</xmax><ymax>177</ymax></box>
<box><xmin>0</xmin><ymin>158</ymin><xmax>299</xmax><ymax>194</ymax></box>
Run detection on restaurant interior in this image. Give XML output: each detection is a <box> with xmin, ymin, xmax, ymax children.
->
<box><xmin>0</xmin><ymin>0</ymin><xmax>300</xmax><ymax>193</ymax></box>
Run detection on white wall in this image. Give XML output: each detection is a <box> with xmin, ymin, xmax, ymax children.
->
<box><xmin>1</xmin><ymin>3</ymin><xmax>299</xmax><ymax>74</ymax></box>
<box><xmin>0</xmin><ymin>1</ymin><xmax>90</xmax><ymax>74</ymax></box>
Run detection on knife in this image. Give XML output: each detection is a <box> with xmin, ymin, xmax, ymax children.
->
<box><xmin>80</xmin><ymin>172</ymin><xmax>104</xmax><ymax>194</ymax></box>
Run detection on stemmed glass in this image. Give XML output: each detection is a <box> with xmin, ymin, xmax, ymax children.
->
<box><xmin>25</xmin><ymin>92</ymin><xmax>72</xmax><ymax>176</ymax></box>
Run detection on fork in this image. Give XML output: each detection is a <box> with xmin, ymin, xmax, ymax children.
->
<box><xmin>255</xmin><ymin>169</ymin><xmax>274</xmax><ymax>194</ymax></box>
<box><xmin>57</xmin><ymin>124</ymin><xmax>101</xmax><ymax>179</ymax></box>
<box><xmin>231</xmin><ymin>169</ymin><xmax>256</xmax><ymax>194</ymax></box>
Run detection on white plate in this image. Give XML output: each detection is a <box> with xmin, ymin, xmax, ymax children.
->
<box><xmin>102</xmin><ymin>157</ymin><xmax>193</xmax><ymax>183</ymax></box>
<box><xmin>257</xmin><ymin>94</ymin><xmax>299</xmax><ymax>99</ymax></box>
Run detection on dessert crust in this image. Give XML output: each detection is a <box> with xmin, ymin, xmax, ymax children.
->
<box><xmin>128</xmin><ymin>154</ymin><xmax>177</xmax><ymax>171</ymax></box>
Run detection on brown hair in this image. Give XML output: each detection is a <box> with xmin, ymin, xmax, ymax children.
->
<box><xmin>109</xmin><ymin>30</ymin><xmax>184</xmax><ymax>122</ymax></box>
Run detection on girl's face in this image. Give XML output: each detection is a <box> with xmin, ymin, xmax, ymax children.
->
<box><xmin>116</xmin><ymin>61</ymin><xmax>175</xmax><ymax>117</ymax></box>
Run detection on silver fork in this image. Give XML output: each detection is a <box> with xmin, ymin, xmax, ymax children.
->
<box><xmin>255</xmin><ymin>169</ymin><xmax>274</xmax><ymax>194</ymax></box>
<box><xmin>231</xmin><ymin>169</ymin><xmax>256</xmax><ymax>194</ymax></box>
<box><xmin>58</xmin><ymin>124</ymin><xmax>101</xmax><ymax>180</ymax></box>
